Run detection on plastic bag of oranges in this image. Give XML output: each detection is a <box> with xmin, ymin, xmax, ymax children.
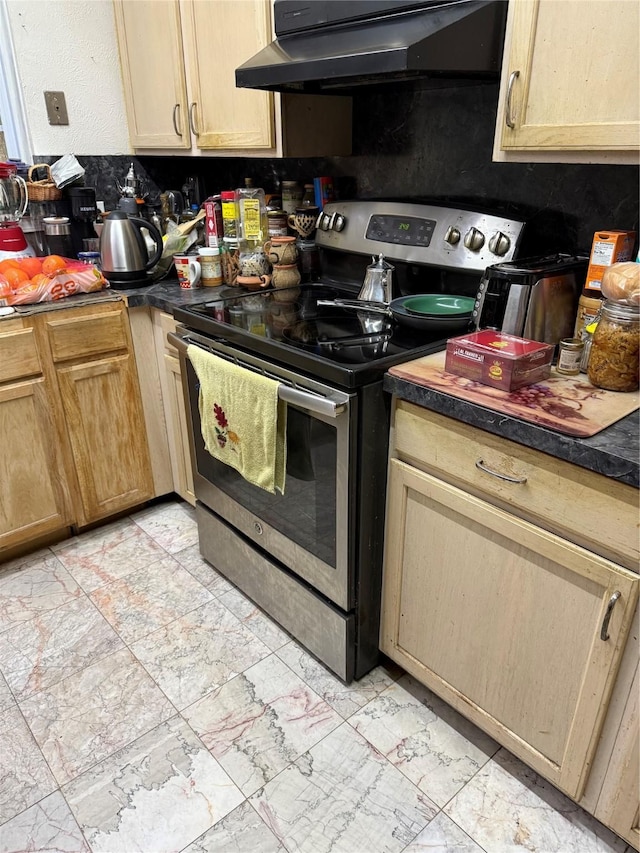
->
<box><xmin>0</xmin><ymin>255</ymin><xmax>107</xmax><ymax>306</ymax></box>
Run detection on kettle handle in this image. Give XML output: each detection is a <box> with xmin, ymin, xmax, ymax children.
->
<box><xmin>129</xmin><ymin>216</ymin><xmax>163</xmax><ymax>270</ymax></box>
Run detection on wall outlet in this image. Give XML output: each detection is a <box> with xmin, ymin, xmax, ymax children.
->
<box><xmin>44</xmin><ymin>91</ymin><xmax>69</xmax><ymax>126</ymax></box>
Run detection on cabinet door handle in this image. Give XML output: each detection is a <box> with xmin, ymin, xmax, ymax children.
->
<box><xmin>475</xmin><ymin>459</ymin><xmax>527</xmax><ymax>484</ymax></box>
<box><xmin>172</xmin><ymin>103</ymin><xmax>182</xmax><ymax>137</ymax></box>
<box><xmin>505</xmin><ymin>70</ymin><xmax>520</xmax><ymax>129</ymax></box>
<box><xmin>189</xmin><ymin>102</ymin><xmax>199</xmax><ymax>137</ymax></box>
<box><xmin>600</xmin><ymin>591</ymin><xmax>621</xmax><ymax>641</ymax></box>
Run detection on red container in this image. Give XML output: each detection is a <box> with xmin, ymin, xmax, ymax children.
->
<box><xmin>204</xmin><ymin>196</ymin><xmax>223</xmax><ymax>248</ymax></box>
<box><xmin>445</xmin><ymin>330</ymin><xmax>553</xmax><ymax>391</ymax></box>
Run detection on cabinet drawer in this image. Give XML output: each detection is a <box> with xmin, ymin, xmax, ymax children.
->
<box><xmin>0</xmin><ymin>327</ymin><xmax>41</xmax><ymax>383</ymax></box>
<box><xmin>394</xmin><ymin>401</ymin><xmax>639</xmax><ymax>570</ymax></box>
<box><xmin>46</xmin><ymin>309</ymin><xmax>129</xmax><ymax>362</ymax></box>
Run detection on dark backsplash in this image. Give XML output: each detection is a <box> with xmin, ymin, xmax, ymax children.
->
<box><xmin>38</xmin><ymin>81</ymin><xmax>639</xmax><ymax>256</ymax></box>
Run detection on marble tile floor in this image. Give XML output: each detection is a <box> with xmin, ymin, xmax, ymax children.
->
<box><xmin>0</xmin><ymin>498</ymin><xmax>634</xmax><ymax>853</ymax></box>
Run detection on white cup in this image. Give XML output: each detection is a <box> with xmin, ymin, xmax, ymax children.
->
<box><xmin>174</xmin><ymin>254</ymin><xmax>201</xmax><ymax>288</ymax></box>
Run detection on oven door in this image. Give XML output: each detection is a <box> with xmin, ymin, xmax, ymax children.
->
<box><xmin>170</xmin><ymin>328</ymin><xmax>356</xmax><ymax>611</ymax></box>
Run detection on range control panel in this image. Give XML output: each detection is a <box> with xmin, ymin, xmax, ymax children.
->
<box><xmin>315</xmin><ymin>201</ymin><xmax>526</xmax><ymax>273</ymax></box>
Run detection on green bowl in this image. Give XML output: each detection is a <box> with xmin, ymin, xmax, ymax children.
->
<box><xmin>402</xmin><ymin>295</ymin><xmax>475</xmax><ymax>317</ymax></box>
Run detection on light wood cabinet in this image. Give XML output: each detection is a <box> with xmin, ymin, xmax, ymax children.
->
<box><xmin>113</xmin><ymin>0</ymin><xmax>352</xmax><ymax>157</ymax></box>
<box><xmin>0</xmin><ymin>319</ymin><xmax>72</xmax><ymax>550</ymax></box>
<box><xmin>0</xmin><ymin>304</ymin><xmax>155</xmax><ymax>558</ymax></box>
<box><xmin>152</xmin><ymin>310</ymin><xmax>195</xmax><ymax>506</ymax></box>
<box><xmin>381</xmin><ymin>402</ymin><xmax>639</xmax><ymax>808</ymax></box>
<box><xmin>493</xmin><ymin>0</ymin><xmax>640</xmax><ymax>164</ymax></box>
<box><xmin>40</xmin><ymin>303</ymin><xmax>154</xmax><ymax>528</ymax></box>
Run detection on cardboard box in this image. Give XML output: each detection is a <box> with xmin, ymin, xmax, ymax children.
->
<box><xmin>445</xmin><ymin>330</ymin><xmax>553</xmax><ymax>392</ymax></box>
<box><xmin>584</xmin><ymin>230</ymin><xmax>637</xmax><ymax>294</ymax></box>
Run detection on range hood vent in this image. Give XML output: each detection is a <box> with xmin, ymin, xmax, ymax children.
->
<box><xmin>236</xmin><ymin>0</ymin><xmax>508</xmax><ymax>94</ymax></box>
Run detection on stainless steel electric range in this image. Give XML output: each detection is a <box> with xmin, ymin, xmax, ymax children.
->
<box><xmin>173</xmin><ymin>200</ymin><xmax>525</xmax><ymax>682</ymax></box>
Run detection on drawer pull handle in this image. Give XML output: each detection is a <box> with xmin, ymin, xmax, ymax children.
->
<box><xmin>475</xmin><ymin>459</ymin><xmax>527</xmax><ymax>484</ymax></box>
<box><xmin>600</xmin><ymin>591</ymin><xmax>621</xmax><ymax>641</ymax></box>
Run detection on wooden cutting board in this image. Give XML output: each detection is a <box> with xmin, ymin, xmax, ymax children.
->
<box><xmin>389</xmin><ymin>350</ymin><xmax>640</xmax><ymax>437</ymax></box>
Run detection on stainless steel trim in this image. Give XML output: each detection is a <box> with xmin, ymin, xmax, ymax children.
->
<box><xmin>189</xmin><ymin>102</ymin><xmax>199</xmax><ymax>137</ymax></box>
<box><xmin>505</xmin><ymin>70</ymin><xmax>519</xmax><ymax>129</ymax></box>
<box><xmin>172</xmin><ymin>103</ymin><xmax>182</xmax><ymax>137</ymax></box>
<box><xmin>197</xmin><ymin>502</ymin><xmax>352</xmax><ymax>681</ymax></box>
<box><xmin>475</xmin><ymin>459</ymin><xmax>528</xmax><ymax>484</ymax></box>
<box><xmin>600</xmin><ymin>591</ymin><xmax>621</xmax><ymax>641</ymax></box>
<box><xmin>169</xmin><ymin>330</ymin><xmax>349</xmax><ymax>418</ymax></box>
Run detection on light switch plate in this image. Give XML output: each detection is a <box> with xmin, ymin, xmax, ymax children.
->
<box><xmin>44</xmin><ymin>91</ymin><xmax>69</xmax><ymax>125</ymax></box>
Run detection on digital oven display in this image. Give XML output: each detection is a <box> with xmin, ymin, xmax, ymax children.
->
<box><xmin>365</xmin><ymin>214</ymin><xmax>436</xmax><ymax>247</ymax></box>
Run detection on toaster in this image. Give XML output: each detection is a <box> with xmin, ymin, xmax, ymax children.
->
<box><xmin>474</xmin><ymin>254</ymin><xmax>589</xmax><ymax>346</ymax></box>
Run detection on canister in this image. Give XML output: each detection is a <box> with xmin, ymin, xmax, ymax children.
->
<box><xmin>199</xmin><ymin>247</ymin><xmax>223</xmax><ymax>286</ymax></box>
<box><xmin>221</xmin><ymin>238</ymin><xmax>240</xmax><ymax>286</ymax></box>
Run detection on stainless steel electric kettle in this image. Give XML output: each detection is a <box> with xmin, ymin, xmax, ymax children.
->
<box><xmin>99</xmin><ymin>210</ymin><xmax>163</xmax><ymax>289</ymax></box>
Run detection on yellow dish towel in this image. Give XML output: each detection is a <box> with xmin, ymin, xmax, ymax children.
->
<box><xmin>187</xmin><ymin>345</ymin><xmax>287</xmax><ymax>494</ymax></box>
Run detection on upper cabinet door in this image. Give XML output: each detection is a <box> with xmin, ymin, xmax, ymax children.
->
<box><xmin>113</xmin><ymin>0</ymin><xmax>191</xmax><ymax>148</ymax></box>
<box><xmin>180</xmin><ymin>0</ymin><xmax>275</xmax><ymax>149</ymax></box>
<box><xmin>497</xmin><ymin>0</ymin><xmax>639</xmax><ymax>154</ymax></box>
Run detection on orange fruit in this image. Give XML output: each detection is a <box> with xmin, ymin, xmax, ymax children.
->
<box><xmin>30</xmin><ymin>273</ymin><xmax>51</xmax><ymax>289</ymax></box>
<box><xmin>0</xmin><ymin>277</ymin><xmax>13</xmax><ymax>299</ymax></box>
<box><xmin>4</xmin><ymin>267</ymin><xmax>29</xmax><ymax>288</ymax></box>
<box><xmin>0</xmin><ymin>258</ymin><xmax>22</xmax><ymax>274</ymax></box>
<box><xmin>19</xmin><ymin>257</ymin><xmax>43</xmax><ymax>279</ymax></box>
<box><xmin>41</xmin><ymin>255</ymin><xmax>67</xmax><ymax>276</ymax></box>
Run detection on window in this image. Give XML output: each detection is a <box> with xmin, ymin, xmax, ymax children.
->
<box><xmin>0</xmin><ymin>0</ymin><xmax>32</xmax><ymax>163</ymax></box>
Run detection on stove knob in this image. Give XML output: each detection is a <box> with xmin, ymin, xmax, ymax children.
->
<box><xmin>489</xmin><ymin>231</ymin><xmax>511</xmax><ymax>256</ymax></box>
<box><xmin>464</xmin><ymin>227</ymin><xmax>485</xmax><ymax>251</ymax></box>
<box><xmin>333</xmin><ymin>213</ymin><xmax>346</xmax><ymax>232</ymax></box>
<box><xmin>444</xmin><ymin>226</ymin><xmax>461</xmax><ymax>245</ymax></box>
<box><xmin>319</xmin><ymin>212</ymin><xmax>334</xmax><ymax>231</ymax></box>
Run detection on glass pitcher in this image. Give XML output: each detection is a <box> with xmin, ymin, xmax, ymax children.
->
<box><xmin>0</xmin><ymin>163</ymin><xmax>28</xmax><ymax>224</ymax></box>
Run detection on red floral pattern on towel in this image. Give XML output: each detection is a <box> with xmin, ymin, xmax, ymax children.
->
<box><xmin>213</xmin><ymin>403</ymin><xmax>239</xmax><ymax>451</ymax></box>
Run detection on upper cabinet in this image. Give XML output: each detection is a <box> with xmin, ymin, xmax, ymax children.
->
<box><xmin>113</xmin><ymin>0</ymin><xmax>352</xmax><ymax>157</ymax></box>
<box><xmin>493</xmin><ymin>0</ymin><xmax>640</xmax><ymax>164</ymax></box>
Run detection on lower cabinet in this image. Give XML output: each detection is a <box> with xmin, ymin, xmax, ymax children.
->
<box><xmin>0</xmin><ymin>303</ymin><xmax>154</xmax><ymax>559</ymax></box>
<box><xmin>0</xmin><ymin>377</ymin><xmax>72</xmax><ymax>550</ymax></box>
<box><xmin>56</xmin><ymin>354</ymin><xmax>154</xmax><ymax>526</ymax></box>
<box><xmin>381</xmin><ymin>401</ymin><xmax>639</xmax><ymax>838</ymax></box>
<box><xmin>152</xmin><ymin>310</ymin><xmax>195</xmax><ymax>506</ymax></box>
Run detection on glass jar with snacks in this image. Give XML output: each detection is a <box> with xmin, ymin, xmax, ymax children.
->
<box><xmin>588</xmin><ymin>299</ymin><xmax>639</xmax><ymax>391</ymax></box>
<box><xmin>221</xmin><ymin>239</ymin><xmax>241</xmax><ymax>287</ymax></box>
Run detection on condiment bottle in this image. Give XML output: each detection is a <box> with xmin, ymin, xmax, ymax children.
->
<box><xmin>281</xmin><ymin>180</ymin><xmax>302</xmax><ymax>214</ymax></box>
<box><xmin>574</xmin><ymin>289</ymin><xmax>603</xmax><ymax>338</ymax></box>
<box><xmin>237</xmin><ymin>183</ymin><xmax>267</xmax><ymax>248</ymax></box>
<box><xmin>301</xmin><ymin>184</ymin><xmax>315</xmax><ymax>206</ymax></box>
<box><xmin>556</xmin><ymin>338</ymin><xmax>584</xmax><ymax>376</ymax></box>
<box><xmin>587</xmin><ymin>299</ymin><xmax>639</xmax><ymax>391</ymax></box>
<box><xmin>221</xmin><ymin>191</ymin><xmax>239</xmax><ymax>240</ymax></box>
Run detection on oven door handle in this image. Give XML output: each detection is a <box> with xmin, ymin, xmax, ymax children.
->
<box><xmin>169</xmin><ymin>331</ymin><xmax>347</xmax><ymax>419</ymax></box>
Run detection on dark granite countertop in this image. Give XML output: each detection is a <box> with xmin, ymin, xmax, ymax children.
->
<box><xmin>384</xmin><ymin>374</ymin><xmax>640</xmax><ymax>488</ymax></box>
<box><xmin>118</xmin><ymin>278</ymin><xmax>245</xmax><ymax>312</ymax></box>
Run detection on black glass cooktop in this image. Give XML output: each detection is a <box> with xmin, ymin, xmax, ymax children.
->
<box><xmin>175</xmin><ymin>283</ymin><xmax>451</xmax><ymax>389</ymax></box>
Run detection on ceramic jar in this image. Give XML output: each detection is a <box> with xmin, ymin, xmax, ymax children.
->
<box><xmin>287</xmin><ymin>207</ymin><xmax>319</xmax><ymax>239</ymax></box>
<box><xmin>236</xmin><ymin>273</ymin><xmax>272</xmax><ymax>291</ymax></box>
<box><xmin>272</xmin><ymin>262</ymin><xmax>301</xmax><ymax>290</ymax></box>
<box><xmin>264</xmin><ymin>235</ymin><xmax>298</xmax><ymax>266</ymax></box>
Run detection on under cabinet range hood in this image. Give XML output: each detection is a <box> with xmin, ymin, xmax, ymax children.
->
<box><xmin>236</xmin><ymin>0</ymin><xmax>508</xmax><ymax>93</ymax></box>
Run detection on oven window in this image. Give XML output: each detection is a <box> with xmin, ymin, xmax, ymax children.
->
<box><xmin>194</xmin><ymin>402</ymin><xmax>338</xmax><ymax>568</ymax></box>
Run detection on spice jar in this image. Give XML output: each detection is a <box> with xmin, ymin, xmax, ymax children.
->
<box><xmin>588</xmin><ymin>299</ymin><xmax>639</xmax><ymax>392</ymax></box>
<box><xmin>556</xmin><ymin>338</ymin><xmax>584</xmax><ymax>376</ymax></box>
<box><xmin>220</xmin><ymin>191</ymin><xmax>239</xmax><ymax>239</ymax></box>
